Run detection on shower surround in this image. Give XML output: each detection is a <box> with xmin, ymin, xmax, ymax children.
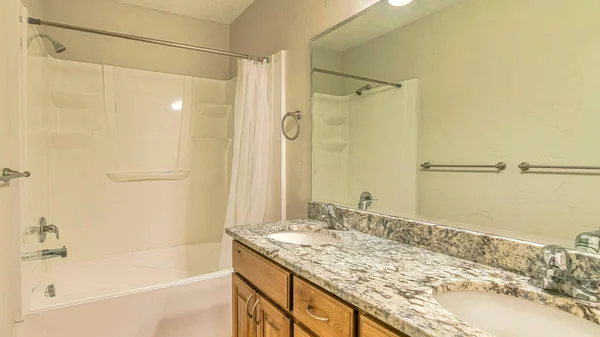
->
<box><xmin>21</xmin><ymin>33</ymin><xmax>237</xmax><ymax>335</ymax></box>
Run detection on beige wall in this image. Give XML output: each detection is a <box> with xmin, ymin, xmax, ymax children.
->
<box><xmin>341</xmin><ymin>0</ymin><xmax>600</xmax><ymax>244</ymax></box>
<box><xmin>231</xmin><ymin>0</ymin><xmax>379</xmax><ymax>219</ymax></box>
<box><xmin>38</xmin><ymin>0</ymin><xmax>231</xmax><ymax>79</ymax></box>
<box><xmin>1</xmin><ymin>0</ymin><xmax>21</xmax><ymax>335</ymax></box>
<box><xmin>312</xmin><ymin>47</ymin><xmax>344</xmax><ymax>96</ymax></box>
<box><xmin>21</xmin><ymin>0</ymin><xmax>44</xmax><ymax>17</ymax></box>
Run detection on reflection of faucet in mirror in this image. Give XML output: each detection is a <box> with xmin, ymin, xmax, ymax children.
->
<box><xmin>358</xmin><ymin>192</ymin><xmax>377</xmax><ymax>211</ymax></box>
<box><xmin>575</xmin><ymin>230</ymin><xmax>600</xmax><ymax>253</ymax></box>
<box><xmin>320</xmin><ymin>204</ymin><xmax>349</xmax><ymax>231</ymax></box>
<box><xmin>528</xmin><ymin>245</ymin><xmax>599</xmax><ymax>303</ymax></box>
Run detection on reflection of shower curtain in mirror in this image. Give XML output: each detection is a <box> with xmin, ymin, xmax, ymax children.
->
<box><xmin>219</xmin><ymin>59</ymin><xmax>272</xmax><ymax>268</ymax></box>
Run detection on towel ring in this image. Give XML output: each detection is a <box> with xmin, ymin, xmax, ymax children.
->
<box><xmin>281</xmin><ymin>110</ymin><xmax>302</xmax><ymax>141</ymax></box>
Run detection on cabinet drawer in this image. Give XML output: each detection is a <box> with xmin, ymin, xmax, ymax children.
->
<box><xmin>359</xmin><ymin>314</ymin><xmax>407</xmax><ymax>337</ymax></box>
<box><xmin>294</xmin><ymin>324</ymin><xmax>315</xmax><ymax>337</ymax></box>
<box><xmin>293</xmin><ymin>278</ymin><xmax>355</xmax><ymax>337</ymax></box>
<box><xmin>233</xmin><ymin>241</ymin><xmax>291</xmax><ymax>310</ymax></box>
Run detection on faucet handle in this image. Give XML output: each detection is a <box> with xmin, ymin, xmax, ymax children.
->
<box><xmin>43</xmin><ymin>224</ymin><xmax>60</xmax><ymax>240</ymax></box>
<box><xmin>542</xmin><ymin>245</ymin><xmax>570</xmax><ymax>272</ymax></box>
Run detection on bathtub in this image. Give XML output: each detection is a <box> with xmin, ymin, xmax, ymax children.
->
<box><xmin>19</xmin><ymin>242</ymin><xmax>232</xmax><ymax>337</ymax></box>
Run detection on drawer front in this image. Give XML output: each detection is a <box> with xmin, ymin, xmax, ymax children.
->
<box><xmin>359</xmin><ymin>315</ymin><xmax>407</xmax><ymax>337</ymax></box>
<box><xmin>294</xmin><ymin>324</ymin><xmax>314</xmax><ymax>337</ymax></box>
<box><xmin>293</xmin><ymin>278</ymin><xmax>354</xmax><ymax>337</ymax></box>
<box><xmin>233</xmin><ymin>241</ymin><xmax>291</xmax><ymax>310</ymax></box>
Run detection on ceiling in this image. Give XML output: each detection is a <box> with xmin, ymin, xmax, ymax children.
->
<box><xmin>110</xmin><ymin>0</ymin><xmax>255</xmax><ymax>24</ymax></box>
<box><xmin>313</xmin><ymin>0</ymin><xmax>465</xmax><ymax>52</ymax></box>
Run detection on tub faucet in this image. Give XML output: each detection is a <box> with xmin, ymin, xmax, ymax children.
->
<box><xmin>528</xmin><ymin>245</ymin><xmax>599</xmax><ymax>303</ymax></box>
<box><xmin>320</xmin><ymin>204</ymin><xmax>349</xmax><ymax>231</ymax></box>
<box><xmin>22</xmin><ymin>246</ymin><xmax>68</xmax><ymax>262</ymax></box>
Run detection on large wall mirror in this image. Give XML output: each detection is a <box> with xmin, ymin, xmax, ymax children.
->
<box><xmin>310</xmin><ymin>0</ymin><xmax>600</xmax><ymax>253</ymax></box>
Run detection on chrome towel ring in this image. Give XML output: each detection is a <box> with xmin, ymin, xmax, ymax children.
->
<box><xmin>281</xmin><ymin>110</ymin><xmax>302</xmax><ymax>141</ymax></box>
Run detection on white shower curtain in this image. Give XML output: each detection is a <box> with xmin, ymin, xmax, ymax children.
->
<box><xmin>219</xmin><ymin>59</ymin><xmax>273</xmax><ymax>268</ymax></box>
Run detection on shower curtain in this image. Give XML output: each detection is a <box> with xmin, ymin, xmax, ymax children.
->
<box><xmin>219</xmin><ymin>59</ymin><xmax>273</xmax><ymax>268</ymax></box>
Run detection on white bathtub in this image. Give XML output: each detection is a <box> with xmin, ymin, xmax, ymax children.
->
<box><xmin>20</xmin><ymin>242</ymin><xmax>232</xmax><ymax>337</ymax></box>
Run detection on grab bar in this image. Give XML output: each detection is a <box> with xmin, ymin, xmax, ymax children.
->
<box><xmin>519</xmin><ymin>162</ymin><xmax>600</xmax><ymax>171</ymax></box>
<box><xmin>2</xmin><ymin>168</ymin><xmax>31</xmax><ymax>182</ymax></box>
<box><xmin>420</xmin><ymin>162</ymin><xmax>506</xmax><ymax>171</ymax></box>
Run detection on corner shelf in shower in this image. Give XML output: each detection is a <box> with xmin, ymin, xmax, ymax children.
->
<box><xmin>194</xmin><ymin>103</ymin><xmax>232</xmax><ymax>118</ymax></box>
<box><xmin>51</xmin><ymin>91</ymin><xmax>104</xmax><ymax>109</ymax></box>
<box><xmin>319</xmin><ymin>114</ymin><xmax>347</xmax><ymax>126</ymax></box>
<box><xmin>320</xmin><ymin>140</ymin><xmax>348</xmax><ymax>152</ymax></box>
<box><xmin>106</xmin><ymin>170</ymin><xmax>190</xmax><ymax>183</ymax></box>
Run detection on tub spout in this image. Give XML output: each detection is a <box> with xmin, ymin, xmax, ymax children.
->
<box><xmin>22</xmin><ymin>246</ymin><xmax>68</xmax><ymax>261</ymax></box>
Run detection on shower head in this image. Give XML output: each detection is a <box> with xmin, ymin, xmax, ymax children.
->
<box><xmin>27</xmin><ymin>34</ymin><xmax>67</xmax><ymax>54</ymax></box>
<box><xmin>355</xmin><ymin>84</ymin><xmax>371</xmax><ymax>96</ymax></box>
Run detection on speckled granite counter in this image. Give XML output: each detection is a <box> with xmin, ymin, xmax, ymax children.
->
<box><xmin>226</xmin><ymin>220</ymin><xmax>600</xmax><ymax>337</ymax></box>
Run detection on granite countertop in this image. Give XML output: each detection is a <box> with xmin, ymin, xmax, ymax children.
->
<box><xmin>226</xmin><ymin>219</ymin><xmax>600</xmax><ymax>337</ymax></box>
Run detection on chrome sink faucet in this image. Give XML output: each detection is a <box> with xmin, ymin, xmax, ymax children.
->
<box><xmin>320</xmin><ymin>204</ymin><xmax>349</xmax><ymax>231</ymax></box>
<box><xmin>528</xmin><ymin>245</ymin><xmax>599</xmax><ymax>303</ymax></box>
<box><xmin>575</xmin><ymin>230</ymin><xmax>600</xmax><ymax>253</ymax></box>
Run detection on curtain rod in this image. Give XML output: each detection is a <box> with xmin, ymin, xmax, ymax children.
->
<box><xmin>28</xmin><ymin>17</ymin><xmax>269</xmax><ymax>63</ymax></box>
<box><xmin>312</xmin><ymin>67</ymin><xmax>401</xmax><ymax>88</ymax></box>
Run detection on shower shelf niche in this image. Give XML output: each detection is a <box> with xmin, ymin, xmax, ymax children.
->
<box><xmin>320</xmin><ymin>140</ymin><xmax>348</xmax><ymax>152</ymax></box>
<box><xmin>106</xmin><ymin>170</ymin><xmax>190</xmax><ymax>183</ymax></box>
<box><xmin>319</xmin><ymin>113</ymin><xmax>347</xmax><ymax>126</ymax></box>
<box><xmin>194</xmin><ymin>103</ymin><xmax>232</xmax><ymax>118</ymax></box>
<box><xmin>51</xmin><ymin>91</ymin><xmax>104</xmax><ymax>109</ymax></box>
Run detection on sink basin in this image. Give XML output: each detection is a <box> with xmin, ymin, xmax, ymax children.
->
<box><xmin>267</xmin><ymin>231</ymin><xmax>338</xmax><ymax>245</ymax></box>
<box><xmin>435</xmin><ymin>291</ymin><xmax>600</xmax><ymax>337</ymax></box>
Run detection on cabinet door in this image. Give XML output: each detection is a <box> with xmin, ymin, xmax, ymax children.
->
<box><xmin>256</xmin><ymin>294</ymin><xmax>292</xmax><ymax>337</ymax></box>
<box><xmin>233</xmin><ymin>274</ymin><xmax>257</xmax><ymax>337</ymax></box>
<box><xmin>294</xmin><ymin>324</ymin><xmax>314</xmax><ymax>337</ymax></box>
<box><xmin>359</xmin><ymin>314</ymin><xmax>407</xmax><ymax>337</ymax></box>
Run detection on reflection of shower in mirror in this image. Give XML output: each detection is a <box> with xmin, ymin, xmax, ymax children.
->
<box><xmin>355</xmin><ymin>84</ymin><xmax>371</xmax><ymax>96</ymax></box>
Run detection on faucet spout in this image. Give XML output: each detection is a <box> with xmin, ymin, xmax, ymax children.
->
<box><xmin>528</xmin><ymin>245</ymin><xmax>599</xmax><ymax>303</ymax></box>
<box><xmin>21</xmin><ymin>246</ymin><xmax>68</xmax><ymax>262</ymax></box>
<box><xmin>320</xmin><ymin>204</ymin><xmax>349</xmax><ymax>231</ymax></box>
<box><xmin>43</xmin><ymin>246</ymin><xmax>68</xmax><ymax>259</ymax></box>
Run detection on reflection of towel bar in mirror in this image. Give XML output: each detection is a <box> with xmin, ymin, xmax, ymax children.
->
<box><xmin>312</xmin><ymin>68</ymin><xmax>402</xmax><ymax>88</ymax></box>
<box><xmin>420</xmin><ymin>162</ymin><xmax>507</xmax><ymax>171</ymax></box>
<box><xmin>519</xmin><ymin>162</ymin><xmax>600</xmax><ymax>171</ymax></box>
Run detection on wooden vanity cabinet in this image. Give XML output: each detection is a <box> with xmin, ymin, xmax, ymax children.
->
<box><xmin>232</xmin><ymin>241</ymin><xmax>408</xmax><ymax>337</ymax></box>
<box><xmin>233</xmin><ymin>274</ymin><xmax>257</xmax><ymax>337</ymax></box>
<box><xmin>256</xmin><ymin>294</ymin><xmax>292</xmax><ymax>337</ymax></box>
<box><xmin>294</xmin><ymin>324</ymin><xmax>315</xmax><ymax>337</ymax></box>
<box><xmin>233</xmin><ymin>274</ymin><xmax>291</xmax><ymax>337</ymax></box>
<box><xmin>359</xmin><ymin>315</ymin><xmax>407</xmax><ymax>337</ymax></box>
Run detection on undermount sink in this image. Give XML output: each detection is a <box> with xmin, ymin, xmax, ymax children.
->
<box><xmin>435</xmin><ymin>291</ymin><xmax>600</xmax><ymax>337</ymax></box>
<box><xmin>267</xmin><ymin>231</ymin><xmax>338</xmax><ymax>245</ymax></box>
